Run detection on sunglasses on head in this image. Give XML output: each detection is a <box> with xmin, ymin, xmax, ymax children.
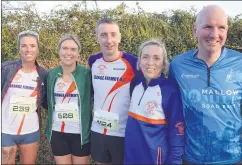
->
<box><xmin>18</xmin><ymin>31</ymin><xmax>39</xmax><ymax>39</ymax></box>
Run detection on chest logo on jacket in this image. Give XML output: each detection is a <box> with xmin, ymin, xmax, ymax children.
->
<box><xmin>145</xmin><ymin>101</ymin><xmax>159</xmax><ymax>116</ymax></box>
<box><xmin>157</xmin><ymin>92</ymin><xmax>161</xmax><ymax>96</ymax></box>
<box><xmin>181</xmin><ymin>73</ymin><xmax>200</xmax><ymax>79</ymax></box>
<box><xmin>225</xmin><ymin>69</ymin><xmax>242</xmax><ymax>83</ymax></box>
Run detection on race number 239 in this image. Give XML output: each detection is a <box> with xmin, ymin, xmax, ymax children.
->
<box><xmin>9</xmin><ymin>96</ymin><xmax>35</xmax><ymax>115</ymax></box>
<box><xmin>12</xmin><ymin>105</ymin><xmax>30</xmax><ymax>112</ymax></box>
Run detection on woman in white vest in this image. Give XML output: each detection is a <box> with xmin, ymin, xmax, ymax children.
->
<box><xmin>45</xmin><ymin>34</ymin><xmax>92</xmax><ymax>164</ymax></box>
<box><xmin>1</xmin><ymin>31</ymin><xmax>47</xmax><ymax>164</ymax></box>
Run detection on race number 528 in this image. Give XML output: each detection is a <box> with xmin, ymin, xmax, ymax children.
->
<box><xmin>58</xmin><ymin>113</ymin><xmax>73</xmax><ymax>119</ymax></box>
<box><xmin>56</xmin><ymin>111</ymin><xmax>78</xmax><ymax>121</ymax></box>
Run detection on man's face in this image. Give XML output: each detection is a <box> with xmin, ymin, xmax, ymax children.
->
<box><xmin>193</xmin><ymin>9</ymin><xmax>228</xmax><ymax>54</ymax></box>
<box><xmin>96</xmin><ymin>23</ymin><xmax>121</xmax><ymax>57</ymax></box>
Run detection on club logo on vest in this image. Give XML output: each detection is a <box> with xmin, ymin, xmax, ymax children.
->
<box><xmin>13</xmin><ymin>73</ymin><xmax>22</xmax><ymax>83</ymax></box>
<box><xmin>57</xmin><ymin>82</ymin><xmax>65</xmax><ymax>91</ymax></box>
<box><xmin>98</xmin><ymin>65</ymin><xmax>106</xmax><ymax>75</ymax></box>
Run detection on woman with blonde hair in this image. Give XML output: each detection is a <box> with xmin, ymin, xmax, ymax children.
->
<box><xmin>124</xmin><ymin>39</ymin><xmax>184</xmax><ymax>164</ymax></box>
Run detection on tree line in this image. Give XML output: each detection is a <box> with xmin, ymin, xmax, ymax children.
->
<box><xmin>2</xmin><ymin>1</ymin><xmax>242</xmax><ymax>69</ymax></box>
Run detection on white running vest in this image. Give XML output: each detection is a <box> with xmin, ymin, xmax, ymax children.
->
<box><xmin>2</xmin><ymin>69</ymin><xmax>39</xmax><ymax>135</ymax></box>
<box><xmin>52</xmin><ymin>77</ymin><xmax>80</xmax><ymax>134</ymax></box>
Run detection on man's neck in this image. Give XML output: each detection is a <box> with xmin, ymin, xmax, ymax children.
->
<box><xmin>197</xmin><ymin>49</ymin><xmax>222</xmax><ymax>67</ymax></box>
<box><xmin>103</xmin><ymin>51</ymin><xmax>120</xmax><ymax>62</ymax></box>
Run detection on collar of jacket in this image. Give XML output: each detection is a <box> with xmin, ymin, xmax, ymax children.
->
<box><xmin>16</xmin><ymin>59</ymin><xmax>41</xmax><ymax>72</ymax></box>
<box><xmin>56</xmin><ymin>62</ymin><xmax>79</xmax><ymax>77</ymax></box>
<box><xmin>138</xmin><ymin>72</ymin><xmax>166</xmax><ymax>88</ymax></box>
<box><xmin>192</xmin><ymin>46</ymin><xmax>227</xmax><ymax>65</ymax></box>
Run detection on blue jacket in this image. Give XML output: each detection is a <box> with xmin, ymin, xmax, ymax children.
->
<box><xmin>169</xmin><ymin>47</ymin><xmax>242</xmax><ymax>164</ymax></box>
<box><xmin>1</xmin><ymin>59</ymin><xmax>48</xmax><ymax>130</ymax></box>
<box><xmin>124</xmin><ymin>72</ymin><xmax>184</xmax><ymax>164</ymax></box>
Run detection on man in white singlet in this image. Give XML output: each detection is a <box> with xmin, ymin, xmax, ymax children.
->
<box><xmin>88</xmin><ymin>18</ymin><xmax>137</xmax><ymax>164</ymax></box>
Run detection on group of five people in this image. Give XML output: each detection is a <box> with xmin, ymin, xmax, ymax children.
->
<box><xmin>1</xmin><ymin>5</ymin><xmax>242</xmax><ymax>165</ymax></box>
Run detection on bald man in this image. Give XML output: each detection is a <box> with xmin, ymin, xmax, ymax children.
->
<box><xmin>169</xmin><ymin>5</ymin><xmax>242</xmax><ymax>164</ymax></box>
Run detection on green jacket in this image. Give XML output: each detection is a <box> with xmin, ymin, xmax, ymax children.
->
<box><xmin>45</xmin><ymin>64</ymin><xmax>92</xmax><ymax>145</ymax></box>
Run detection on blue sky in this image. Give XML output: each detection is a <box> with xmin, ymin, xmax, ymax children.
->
<box><xmin>5</xmin><ymin>1</ymin><xmax>242</xmax><ymax>18</ymax></box>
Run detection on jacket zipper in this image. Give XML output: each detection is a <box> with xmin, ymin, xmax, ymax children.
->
<box><xmin>138</xmin><ymin>90</ymin><xmax>146</xmax><ymax>105</ymax></box>
<box><xmin>196</xmin><ymin>59</ymin><xmax>211</xmax><ymax>87</ymax></box>
<box><xmin>207</xmin><ymin>67</ymin><xmax>211</xmax><ymax>87</ymax></box>
<box><xmin>71</xmin><ymin>74</ymin><xmax>83</xmax><ymax>148</ymax></box>
<box><xmin>138</xmin><ymin>84</ymin><xmax>148</xmax><ymax>106</ymax></box>
<box><xmin>156</xmin><ymin>146</ymin><xmax>162</xmax><ymax>165</ymax></box>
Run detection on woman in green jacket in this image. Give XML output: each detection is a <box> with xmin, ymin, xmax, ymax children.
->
<box><xmin>45</xmin><ymin>34</ymin><xmax>92</xmax><ymax>164</ymax></box>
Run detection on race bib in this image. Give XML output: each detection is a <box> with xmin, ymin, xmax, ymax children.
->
<box><xmin>55</xmin><ymin>103</ymin><xmax>78</xmax><ymax>112</ymax></box>
<box><xmin>9</xmin><ymin>96</ymin><xmax>36</xmax><ymax>115</ymax></box>
<box><xmin>55</xmin><ymin>103</ymin><xmax>79</xmax><ymax>121</ymax></box>
<box><xmin>93</xmin><ymin>110</ymin><xmax>119</xmax><ymax>130</ymax></box>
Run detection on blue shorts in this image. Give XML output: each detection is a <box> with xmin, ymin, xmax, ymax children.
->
<box><xmin>2</xmin><ymin>130</ymin><xmax>40</xmax><ymax>147</ymax></box>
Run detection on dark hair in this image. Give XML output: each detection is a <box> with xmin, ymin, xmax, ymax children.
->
<box><xmin>95</xmin><ymin>18</ymin><xmax>119</xmax><ymax>34</ymax></box>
